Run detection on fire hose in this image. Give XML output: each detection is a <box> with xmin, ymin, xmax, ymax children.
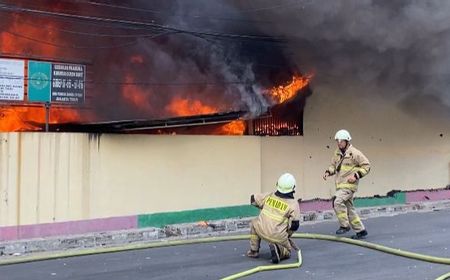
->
<box><xmin>0</xmin><ymin>233</ymin><xmax>449</xmax><ymax>280</ymax></box>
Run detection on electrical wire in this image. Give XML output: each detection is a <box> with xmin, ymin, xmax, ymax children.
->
<box><xmin>74</xmin><ymin>0</ymin><xmax>273</xmax><ymax>23</ymax></box>
<box><xmin>0</xmin><ymin>15</ymin><xmax>170</xmax><ymax>38</ymax></box>
<box><xmin>0</xmin><ymin>3</ymin><xmax>282</xmax><ymax>42</ymax></box>
<box><xmin>1</xmin><ymin>29</ymin><xmax>177</xmax><ymax>49</ymax></box>
<box><xmin>0</xmin><ymin>75</ymin><xmax>255</xmax><ymax>87</ymax></box>
<box><xmin>77</xmin><ymin>0</ymin><xmax>304</xmax><ymax>15</ymax></box>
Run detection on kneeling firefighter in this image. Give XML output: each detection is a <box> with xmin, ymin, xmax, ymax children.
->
<box><xmin>246</xmin><ymin>173</ymin><xmax>301</xmax><ymax>264</ymax></box>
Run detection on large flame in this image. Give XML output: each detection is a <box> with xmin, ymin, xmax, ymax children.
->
<box><xmin>0</xmin><ymin>107</ymin><xmax>81</xmax><ymax>131</ymax></box>
<box><xmin>164</xmin><ymin>97</ymin><xmax>246</xmax><ymax>135</ymax></box>
<box><xmin>0</xmin><ymin>9</ymin><xmax>82</xmax><ymax>132</ymax></box>
<box><xmin>268</xmin><ymin>75</ymin><xmax>311</xmax><ymax>104</ymax></box>
<box><xmin>0</xmin><ymin>14</ymin><xmax>60</xmax><ymax>57</ymax></box>
<box><xmin>218</xmin><ymin>120</ymin><xmax>246</xmax><ymax>135</ymax></box>
<box><xmin>0</xmin><ymin>108</ymin><xmax>41</xmax><ymax>131</ymax></box>
<box><xmin>165</xmin><ymin>97</ymin><xmax>218</xmax><ymax>116</ymax></box>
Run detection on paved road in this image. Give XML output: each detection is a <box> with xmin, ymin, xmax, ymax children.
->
<box><xmin>1</xmin><ymin>209</ymin><xmax>450</xmax><ymax>280</ymax></box>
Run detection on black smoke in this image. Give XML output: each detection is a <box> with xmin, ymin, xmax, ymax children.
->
<box><xmin>1</xmin><ymin>0</ymin><xmax>301</xmax><ymax>121</ymax></box>
<box><xmin>236</xmin><ymin>0</ymin><xmax>450</xmax><ymax>120</ymax></box>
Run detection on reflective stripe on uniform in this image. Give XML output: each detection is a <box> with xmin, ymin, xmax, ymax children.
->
<box><xmin>262</xmin><ymin>209</ymin><xmax>287</xmax><ymax>223</ymax></box>
<box><xmin>340</xmin><ymin>165</ymin><xmax>355</xmax><ymax>172</ymax></box>
<box><xmin>250</xmin><ymin>234</ymin><xmax>259</xmax><ymax>240</ymax></box>
<box><xmin>350</xmin><ymin>217</ymin><xmax>362</xmax><ymax>226</ymax></box>
<box><xmin>336</xmin><ymin>183</ymin><xmax>357</xmax><ymax>190</ymax></box>
<box><xmin>336</xmin><ymin>212</ymin><xmax>347</xmax><ymax>220</ymax></box>
<box><xmin>358</xmin><ymin>167</ymin><xmax>369</xmax><ymax>176</ymax></box>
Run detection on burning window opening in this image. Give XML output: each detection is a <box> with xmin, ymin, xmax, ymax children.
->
<box><xmin>251</xmin><ymin>116</ymin><xmax>302</xmax><ymax>136</ymax></box>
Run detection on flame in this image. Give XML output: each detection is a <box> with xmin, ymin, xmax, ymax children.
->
<box><xmin>269</xmin><ymin>75</ymin><xmax>311</xmax><ymax>104</ymax></box>
<box><xmin>151</xmin><ymin>119</ymin><xmax>246</xmax><ymax>136</ymax></box>
<box><xmin>0</xmin><ymin>108</ymin><xmax>40</xmax><ymax>131</ymax></box>
<box><xmin>0</xmin><ymin>4</ymin><xmax>309</xmax><ymax>135</ymax></box>
<box><xmin>0</xmin><ymin>107</ymin><xmax>81</xmax><ymax>132</ymax></box>
<box><xmin>218</xmin><ymin>120</ymin><xmax>246</xmax><ymax>135</ymax></box>
<box><xmin>166</xmin><ymin>97</ymin><xmax>218</xmax><ymax>117</ymax></box>
<box><xmin>122</xmin><ymin>74</ymin><xmax>152</xmax><ymax>112</ymax></box>
<box><xmin>50</xmin><ymin>108</ymin><xmax>81</xmax><ymax>123</ymax></box>
<box><xmin>254</xmin><ymin>120</ymin><xmax>299</xmax><ymax>136</ymax></box>
<box><xmin>0</xmin><ymin>9</ymin><xmax>84</xmax><ymax>131</ymax></box>
<box><xmin>0</xmin><ymin>14</ymin><xmax>60</xmax><ymax>57</ymax></box>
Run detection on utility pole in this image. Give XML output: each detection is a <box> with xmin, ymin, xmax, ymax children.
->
<box><xmin>45</xmin><ymin>101</ymin><xmax>50</xmax><ymax>132</ymax></box>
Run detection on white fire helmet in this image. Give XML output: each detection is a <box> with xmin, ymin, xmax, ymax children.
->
<box><xmin>334</xmin><ymin>129</ymin><xmax>352</xmax><ymax>141</ymax></box>
<box><xmin>276</xmin><ymin>173</ymin><xmax>296</xmax><ymax>194</ymax></box>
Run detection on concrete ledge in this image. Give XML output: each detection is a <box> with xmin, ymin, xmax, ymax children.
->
<box><xmin>1</xmin><ymin>199</ymin><xmax>449</xmax><ymax>258</ymax></box>
<box><xmin>0</xmin><ymin>216</ymin><xmax>137</xmax><ymax>242</ymax></box>
<box><xmin>2</xmin><ymin>188</ymin><xmax>449</xmax><ymax>243</ymax></box>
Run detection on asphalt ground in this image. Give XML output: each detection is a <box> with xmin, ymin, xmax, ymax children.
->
<box><xmin>1</xmin><ymin>209</ymin><xmax>449</xmax><ymax>280</ymax></box>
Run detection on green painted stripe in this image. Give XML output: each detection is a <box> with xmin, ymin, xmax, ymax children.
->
<box><xmin>138</xmin><ymin>193</ymin><xmax>407</xmax><ymax>228</ymax></box>
<box><xmin>354</xmin><ymin>192</ymin><xmax>406</xmax><ymax>208</ymax></box>
<box><xmin>138</xmin><ymin>205</ymin><xmax>259</xmax><ymax>228</ymax></box>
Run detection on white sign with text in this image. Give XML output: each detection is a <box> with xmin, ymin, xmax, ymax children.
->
<box><xmin>0</xmin><ymin>58</ymin><xmax>25</xmax><ymax>101</ymax></box>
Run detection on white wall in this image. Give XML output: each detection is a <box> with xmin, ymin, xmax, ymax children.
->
<box><xmin>0</xmin><ymin>133</ymin><xmax>262</xmax><ymax>226</ymax></box>
<box><xmin>302</xmin><ymin>84</ymin><xmax>450</xmax><ymax>199</ymax></box>
<box><xmin>1</xmin><ymin>97</ymin><xmax>449</xmax><ymax>228</ymax></box>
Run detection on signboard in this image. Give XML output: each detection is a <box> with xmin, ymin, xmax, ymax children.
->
<box><xmin>51</xmin><ymin>63</ymin><xmax>85</xmax><ymax>104</ymax></box>
<box><xmin>28</xmin><ymin>61</ymin><xmax>52</xmax><ymax>102</ymax></box>
<box><xmin>0</xmin><ymin>58</ymin><xmax>25</xmax><ymax>101</ymax></box>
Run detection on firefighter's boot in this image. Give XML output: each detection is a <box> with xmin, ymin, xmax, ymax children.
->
<box><xmin>246</xmin><ymin>250</ymin><xmax>259</xmax><ymax>258</ymax></box>
<box><xmin>269</xmin><ymin>244</ymin><xmax>280</xmax><ymax>264</ymax></box>
<box><xmin>336</xmin><ymin>226</ymin><xmax>351</xmax><ymax>234</ymax></box>
<box><xmin>351</xmin><ymin>230</ymin><xmax>368</xmax><ymax>240</ymax></box>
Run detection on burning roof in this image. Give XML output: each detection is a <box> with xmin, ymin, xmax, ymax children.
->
<box><xmin>46</xmin><ymin>110</ymin><xmax>246</xmax><ymax>133</ymax></box>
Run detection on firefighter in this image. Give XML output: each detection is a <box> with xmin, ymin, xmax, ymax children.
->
<box><xmin>246</xmin><ymin>173</ymin><xmax>301</xmax><ymax>264</ymax></box>
<box><xmin>323</xmin><ymin>129</ymin><xmax>371</xmax><ymax>239</ymax></box>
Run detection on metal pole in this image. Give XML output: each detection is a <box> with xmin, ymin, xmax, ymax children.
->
<box><xmin>45</xmin><ymin>102</ymin><xmax>50</xmax><ymax>132</ymax></box>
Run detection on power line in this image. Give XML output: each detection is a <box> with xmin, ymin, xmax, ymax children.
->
<box><xmin>74</xmin><ymin>0</ymin><xmax>274</xmax><ymax>23</ymax></box>
<box><xmin>0</xmin><ymin>15</ymin><xmax>169</xmax><ymax>38</ymax></box>
<box><xmin>0</xmin><ymin>75</ymin><xmax>257</xmax><ymax>87</ymax></box>
<box><xmin>0</xmin><ymin>3</ymin><xmax>282</xmax><ymax>42</ymax></box>
<box><xmin>0</xmin><ymin>7</ymin><xmax>163</xmax><ymax>32</ymax></box>
<box><xmin>61</xmin><ymin>0</ymin><xmax>315</xmax><ymax>26</ymax></box>
<box><xmin>0</xmin><ymin>49</ymin><xmax>291</xmax><ymax>69</ymax></box>
<box><xmin>0</xmin><ymin>11</ymin><xmax>160</xmax><ymax>32</ymax></box>
<box><xmin>0</xmin><ymin>3</ymin><xmax>166</xmax><ymax>31</ymax></box>
<box><xmin>2</xmin><ymin>30</ymin><xmax>137</xmax><ymax>49</ymax></box>
<box><xmin>0</xmin><ymin>52</ymin><xmax>92</xmax><ymax>64</ymax></box>
<box><xmin>239</xmin><ymin>1</ymin><xmax>305</xmax><ymax>13</ymax></box>
<box><xmin>76</xmin><ymin>0</ymin><xmax>303</xmax><ymax>16</ymax></box>
<box><xmin>0</xmin><ymin>74</ymin><xmax>312</xmax><ymax>88</ymax></box>
<box><xmin>1</xmin><ymin>29</ymin><xmax>177</xmax><ymax>49</ymax></box>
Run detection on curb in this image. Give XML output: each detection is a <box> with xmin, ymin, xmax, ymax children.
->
<box><xmin>1</xmin><ymin>200</ymin><xmax>449</xmax><ymax>258</ymax></box>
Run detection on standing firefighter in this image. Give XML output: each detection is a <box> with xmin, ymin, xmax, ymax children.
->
<box><xmin>323</xmin><ymin>129</ymin><xmax>371</xmax><ymax>239</ymax></box>
<box><xmin>246</xmin><ymin>173</ymin><xmax>301</xmax><ymax>264</ymax></box>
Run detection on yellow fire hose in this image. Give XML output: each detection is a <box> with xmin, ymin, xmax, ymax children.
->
<box><xmin>0</xmin><ymin>233</ymin><xmax>449</xmax><ymax>280</ymax></box>
<box><xmin>220</xmin><ymin>249</ymin><xmax>302</xmax><ymax>280</ymax></box>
